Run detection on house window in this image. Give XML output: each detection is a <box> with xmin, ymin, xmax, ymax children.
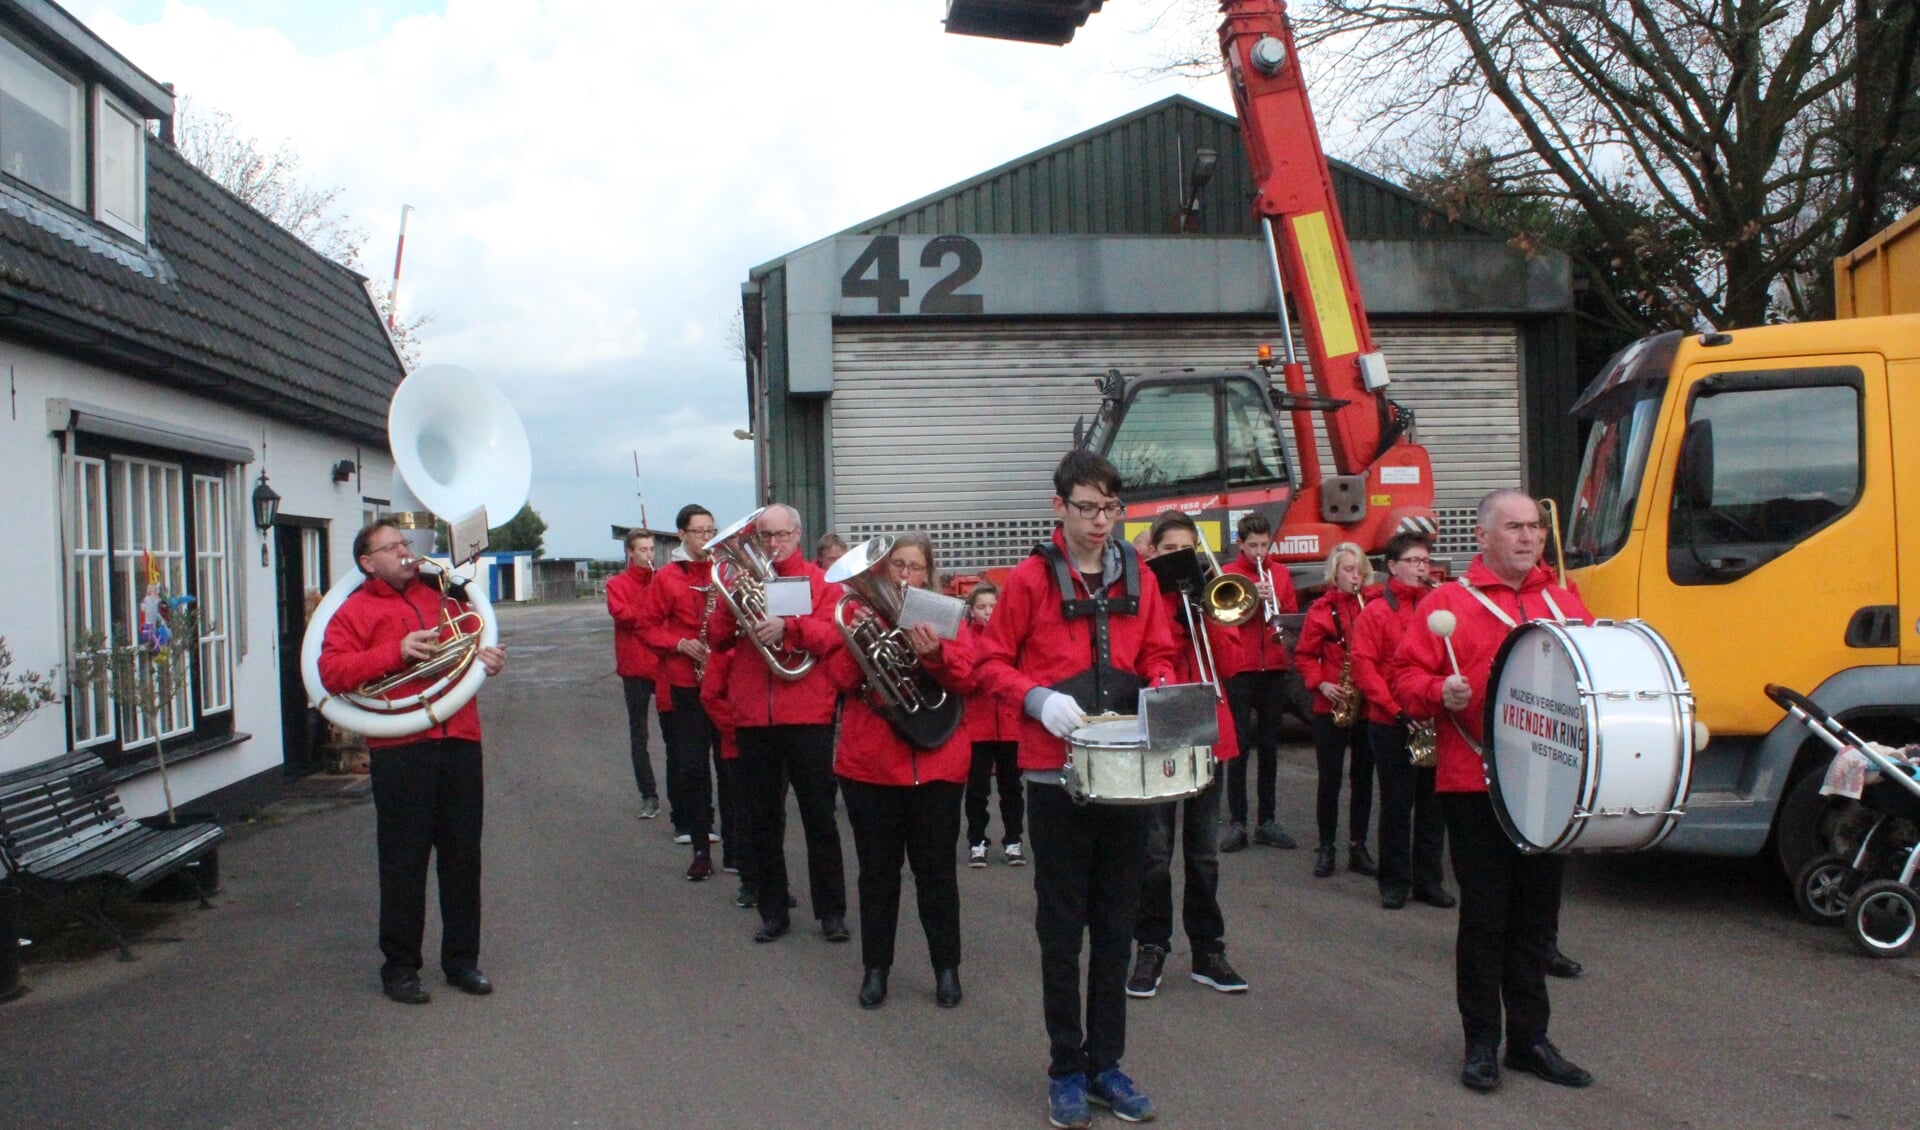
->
<box><xmin>92</xmin><ymin>86</ymin><xmax>144</xmax><ymax>237</ymax></box>
<box><xmin>67</xmin><ymin>442</ymin><xmax>237</xmax><ymax>766</ymax></box>
<box><xmin>0</xmin><ymin>30</ymin><xmax>84</xmax><ymax>207</ymax></box>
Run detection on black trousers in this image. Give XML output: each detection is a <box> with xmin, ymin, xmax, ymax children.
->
<box><xmin>965</xmin><ymin>740</ymin><xmax>1024</xmax><ymax>847</ymax></box>
<box><xmin>1136</xmin><ymin>777</ymin><xmax>1225</xmax><ymax>954</ymax></box>
<box><xmin>660</xmin><ymin>684</ymin><xmax>714</xmax><ymax>840</ymax></box>
<box><xmin>736</xmin><ymin>724</ymin><xmax>847</xmax><ymax>923</ymax></box>
<box><xmin>1225</xmin><ymin>669</ymin><xmax>1312</xmax><ymax>826</ymax></box>
<box><xmin>840</xmin><ymin>778</ymin><xmax>963</xmax><ymax>972</ymax></box>
<box><xmin>1028</xmin><ymin>780</ymin><xmax>1149</xmax><ymax>1079</ymax></box>
<box><xmin>1313</xmin><ymin>712</ymin><xmax>1374</xmax><ymax>846</ymax></box>
<box><xmin>1371</xmin><ymin>722</ymin><xmax>1446</xmax><ymax>895</ymax></box>
<box><xmin>369</xmin><ymin>738</ymin><xmax>483</xmax><ymax>981</ymax></box>
<box><xmin>620</xmin><ymin>675</ymin><xmax>659</xmax><ymax>801</ymax></box>
<box><xmin>1441</xmin><ymin>791</ymin><xmax>1564</xmax><ymax>1050</ymax></box>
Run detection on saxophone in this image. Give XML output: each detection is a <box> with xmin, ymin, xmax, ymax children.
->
<box><xmin>1331</xmin><ymin>651</ymin><xmax>1363</xmax><ymax>728</ymax></box>
<box><xmin>1407</xmin><ymin>720</ymin><xmax>1437</xmax><ymax>767</ymax></box>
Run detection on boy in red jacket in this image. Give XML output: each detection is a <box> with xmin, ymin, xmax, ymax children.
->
<box><xmin>1218</xmin><ymin>512</ymin><xmax>1314</xmax><ymax>851</ymax></box>
<box><xmin>976</xmin><ymin>450</ymin><xmax>1180</xmax><ymax>1129</ymax></box>
<box><xmin>606</xmin><ymin>528</ymin><xmax>662</xmax><ymax>820</ymax></box>
<box><xmin>1390</xmin><ymin>489</ymin><xmax>1595</xmax><ymax>1094</ymax></box>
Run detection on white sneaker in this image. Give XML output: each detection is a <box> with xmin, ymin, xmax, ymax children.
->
<box><xmin>968</xmin><ymin>843</ymin><xmax>989</xmax><ymax>868</ymax></box>
<box><xmin>709</xmin><ymin>832</ymin><xmax>721</xmax><ymax>842</ymax></box>
<box><xmin>673</xmin><ymin>832</ymin><xmax>693</xmax><ymax>845</ymax></box>
<box><xmin>1004</xmin><ymin>842</ymin><xmax>1026</xmax><ymax>867</ymax></box>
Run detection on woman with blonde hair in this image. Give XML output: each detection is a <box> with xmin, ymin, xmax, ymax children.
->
<box><xmin>1294</xmin><ymin>542</ymin><xmax>1378</xmax><ymax>879</ymax></box>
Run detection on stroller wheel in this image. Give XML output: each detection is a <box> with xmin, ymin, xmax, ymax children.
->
<box><xmin>1794</xmin><ymin>853</ymin><xmax>1859</xmax><ymax>925</ymax></box>
<box><xmin>1846</xmin><ymin>879</ymin><xmax>1919</xmax><ymax>958</ymax></box>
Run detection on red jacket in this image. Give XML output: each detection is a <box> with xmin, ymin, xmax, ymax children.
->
<box><xmin>1222</xmin><ymin>554</ymin><xmax>1299</xmax><ymax>673</ymax></box>
<box><xmin>962</xmin><ymin>620</ymin><xmax>1023</xmax><ymax>743</ymax></box>
<box><xmin>1349</xmin><ymin>578</ymin><xmax>1430</xmax><ymax>725</ymax></box>
<box><xmin>708</xmin><ymin>552</ymin><xmax>844</xmax><ymax>728</ymax></box>
<box><xmin>317</xmin><ymin>575</ymin><xmax>483</xmax><ymax>749</ymax></box>
<box><xmin>976</xmin><ymin>530</ymin><xmax>1182</xmax><ymax>771</ymax></box>
<box><xmin>1389</xmin><ymin>559</ymin><xmax>1592</xmax><ymax>794</ymax></box>
<box><xmin>641</xmin><ymin>557</ymin><xmax>716</xmax><ymax>690</ymax></box>
<box><xmin>1295</xmin><ymin>587</ymin><xmax>1375</xmax><ymax>715</ymax></box>
<box><xmin>700</xmin><ymin>647</ymin><xmax>739</xmax><ymax>761</ymax></box>
<box><xmin>1158</xmin><ymin>597</ymin><xmax>1241</xmax><ymax>763</ymax></box>
<box><xmin>824</xmin><ymin>618</ymin><xmax>977</xmax><ymax>786</ymax></box>
<box><xmin>605</xmin><ymin>563</ymin><xmax>660</xmax><ymax>679</ymax></box>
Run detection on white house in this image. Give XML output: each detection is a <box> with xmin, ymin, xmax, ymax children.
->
<box><xmin>0</xmin><ymin>5</ymin><xmax>407</xmax><ymax>817</ymax></box>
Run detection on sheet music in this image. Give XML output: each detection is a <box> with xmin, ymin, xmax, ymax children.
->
<box><xmin>898</xmin><ymin>586</ymin><xmax>966</xmax><ymax>641</ymax></box>
<box><xmin>764</xmin><ymin>576</ymin><xmax>814</xmax><ymax>618</ymax></box>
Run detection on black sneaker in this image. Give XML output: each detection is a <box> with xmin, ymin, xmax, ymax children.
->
<box><xmin>1348</xmin><ymin>842</ymin><xmax>1378</xmax><ymax>877</ymax></box>
<box><xmin>1125</xmin><ymin>944</ymin><xmax>1166</xmax><ymax>998</ymax></box>
<box><xmin>1219</xmin><ymin>822</ymin><xmax>1249</xmax><ymax>853</ymax></box>
<box><xmin>1312</xmin><ymin>844</ymin><xmax>1336</xmax><ymax>878</ymax></box>
<box><xmin>735</xmin><ymin>884</ymin><xmax>759</xmax><ymax>909</ymax></box>
<box><xmin>1190</xmin><ymin>951</ymin><xmax>1248</xmax><ymax>993</ymax></box>
<box><xmin>1253</xmin><ymin>821</ymin><xmax>1297</xmax><ymax>849</ymax></box>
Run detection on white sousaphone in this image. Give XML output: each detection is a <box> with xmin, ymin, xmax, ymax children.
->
<box><xmin>299</xmin><ymin>365</ymin><xmax>532</xmax><ymax>738</ymax></box>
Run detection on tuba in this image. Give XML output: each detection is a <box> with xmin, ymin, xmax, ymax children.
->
<box><xmin>825</xmin><ymin>536</ymin><xmax>965</xmax><ymax>749</ymax></box>
<box><xmin>707</xmin><ymin>507</ymin><xmax>816</xmax><ymax>681</ymax></box>
<box><xmin>299</xmin><ymin>365</ymin><xmax>531</xmax><ymax>738</ymax></box>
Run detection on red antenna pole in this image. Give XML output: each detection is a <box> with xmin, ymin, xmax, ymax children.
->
<box><xmin>387</xmin><ymin>204</ymin><xmax>414</xmax><ymax>331</ymax></box>
<box><xmin>633</xmin><ymin>450</ymin><xmax>649</xmax><ymax>529</ymax></box>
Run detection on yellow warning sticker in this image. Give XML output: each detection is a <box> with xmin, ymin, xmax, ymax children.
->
<box><xmin>1291</xmin><ymin>212</ymin><xmax>1358</xmax><ymax>357</ymax></box>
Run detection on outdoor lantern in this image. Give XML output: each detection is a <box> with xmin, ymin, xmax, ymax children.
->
<box><xmin>251</xmin><ymin>472</ymin><xmax>281</xmax><ymax>565</ymax></box>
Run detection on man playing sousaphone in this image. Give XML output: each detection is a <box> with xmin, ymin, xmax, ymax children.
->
<box><xmin>1389</xmin><ymin>488</ymin><xmax>1594</xmax><ymax>1093</ymax></box>
<box><xmin>975</xmin><ymin>450</ymin><xmax>1180</xmax><ymax>1129</ymax></box>
<box><xmin>317</xmin><ymin>519</ymin><xmax>506</xmax><ymax>1006</ymax></box>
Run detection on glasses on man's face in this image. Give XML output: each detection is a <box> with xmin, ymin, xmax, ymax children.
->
<box><xmin>1065</xmin><ymin>500</ymin><xmax>1125</xmax><ymax>520</ymax></box>
<box><xmin>365</xmin><ymin>541</ymin><xmax>411</xmax><ymax>558</ymax></box>
<box><xmin>761</xmin><ymin>528</ymin><xmax>800</xmax><ymax>541</ymax></box>
<box><xmin>1396</xmin><ymin>556</ymin><xmax>1432</xmax><ymax>568</ymax></box>
<box><xmin>683</xmin><ymin>526</ymin><xmax>718</xmax><ymax>537</ymax></box>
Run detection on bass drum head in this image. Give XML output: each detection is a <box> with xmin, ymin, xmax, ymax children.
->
<box><xmin>1484</xmin><ymin>622</ymin><xmax>1592</xmax><ymax>852</ymax></box>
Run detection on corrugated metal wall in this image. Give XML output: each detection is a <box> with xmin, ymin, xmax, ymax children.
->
<box><xmin>828</xmin><ymin>317</ymin><xmax>1518</xmax><ymax>571</ymax></box>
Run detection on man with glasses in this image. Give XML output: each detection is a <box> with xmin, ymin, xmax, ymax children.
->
<box><xmin>976</xmin><ymin>450</ymin><xmax>1180</xmax><ymax>1129</ymax></box>
<box><xmin>1349</xmin><ymin>531</ymin><xmax>1453</xmax><ymax>911</ymax></box>
<box><xmin>708</xmin><ymin>503</ymin><xmax>850</xmax><ymax>945</ymax></box>
<box><xmin>318</xmin><ymin>519</ymin><xmax>506</xmax><ymax>1005</ymax></box>
<box><xmin>642</xmin><ymin>504</ymin><xmax>729</xmax><ymax>881</ymax></box>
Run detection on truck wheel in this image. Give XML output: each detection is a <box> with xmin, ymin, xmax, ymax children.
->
<box><xmin>1775</xmin><ymin>770</ymin><xmax>1864</xmax><ymax>883</ymax></box>
<box><xmin>1792</xmin><ymin>853</ymin><xmax>1858</xmax><ymax>925</ymax></box>
<box><xmin>1846</xmin><ymin>880</ymin><xmax>1918</xmax><ymax>958</ymax></box>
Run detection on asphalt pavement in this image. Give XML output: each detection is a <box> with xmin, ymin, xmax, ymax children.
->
<box><xmin>4</xmin><ymin>600</ymin><xmax>1917</xmax><ymax>1128</ymax></box>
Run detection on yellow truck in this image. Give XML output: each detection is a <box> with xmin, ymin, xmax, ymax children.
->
<box><xmin>1563</xmin><ymin>207</ymin><xmax>1920</xmax><ymax>881</ymax></box>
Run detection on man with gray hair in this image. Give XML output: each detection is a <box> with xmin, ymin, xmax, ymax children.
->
<box><xmin>707</xmin><ymin>504</ymin><xmax>850</xmax><ymax>945</ymax></box>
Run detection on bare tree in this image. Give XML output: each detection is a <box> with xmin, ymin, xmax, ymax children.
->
<box><xmin>1151</xmin><ymin>1</ymin><xmax>1920</xmax><ymax>331</ymax></box>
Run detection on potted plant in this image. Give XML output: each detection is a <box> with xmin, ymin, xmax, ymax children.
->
<box><xmin>0</xmin><ymin>634</ymin><xmax>60</xmax><ymax>1002</ymax></box>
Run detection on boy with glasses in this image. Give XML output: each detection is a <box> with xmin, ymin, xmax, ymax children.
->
<box><xmin>642</xmin><ymin>505</ymin><xmax>728</xmax><ymax>880</ymax></box>
<box><xmin>977</xmin><ymin>450</ymin><xmax>1180</xmax><ymax>1128</ymax></box>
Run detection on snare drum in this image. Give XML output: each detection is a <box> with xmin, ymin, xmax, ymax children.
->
<box><xmin>1483</xmin><ymin>619</ymin><xmax>1694</xmax><ymax>853</ymax></box>
<box><xmin>1063</xmin><ymin>716</ymin><xmax>1216</xmax><ymax>805</ymax></box>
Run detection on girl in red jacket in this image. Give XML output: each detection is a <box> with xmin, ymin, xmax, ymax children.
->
<box><xmin>824</xmin><ymin>533</ymin><xmax>976</xmax><ymax>1012</ymax></box>
<box><xmin>1295</xmin><ymin>541</ymin><xmax>1378</xmax><ymax>879</ymax></box>
<box><xmin>962</xmin><ymin>581</ymin><xmax>1025</xmax><ymax>867</ymax></box>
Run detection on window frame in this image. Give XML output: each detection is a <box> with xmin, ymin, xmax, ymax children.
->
<box><xmin>0</xmin><ymin>26</ymin><xmax>85</xmax><ymax>208</ymax></box>
<box><xmin>90</xmin><ymin>84</ymin><xmax>144</xmax><ymax>238</ymax></box>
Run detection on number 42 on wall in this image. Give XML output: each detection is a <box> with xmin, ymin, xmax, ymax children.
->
<box><xmin>839</xmin><ymin>235</ymin><xmax>984</xmax><ymax>315</ymax></box>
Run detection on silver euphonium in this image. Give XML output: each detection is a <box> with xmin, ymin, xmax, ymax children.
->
<box><xmin>706</xmin><ymin>507</ymin><xmax>816</xmax><ymax>681</ymax></box>
<box><xmin>825</xmin><ymin>536</ymin><xmax>965</xmax><ymax>750</ymax></box>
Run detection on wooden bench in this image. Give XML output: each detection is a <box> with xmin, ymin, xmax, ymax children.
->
<box><xmin>0</xmin><ymin>750</ymin><xmax>224</xmax><ymax>960</ymax></box>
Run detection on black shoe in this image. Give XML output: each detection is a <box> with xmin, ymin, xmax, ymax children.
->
<box><xmin>753</xmin><ymin>917</ymin><xmax>790</xmax><ymax>943</ymax></box>
<box><xmin>934</xmin><ymin>967</ymin><xmax>962</xmax><ymax>1008</ymax></box>
<box><xmin>821</xmin><ymin>915</ymin><xmax>851</xmax><ymax>943</ymax></box>
<box><xmin>1461</xmin><ymin>1044</ymin><xmax>1501</xmax><ymax>1091</ymax></box>
<box><xmin>1380</xmin><ymin>887</ymin><xmax>1408</xmax><ymax>910</ymax></box>
<box><xmin>1253</xmin><ymin>820</ymin><xmax>1297</xmax><ymax>849</ymax></box>
<box><xmin>1125</xmin><ymin>944</ymin><xmax>1166</xmax><ymax>998</ymax></box>
<box><xmin>735</xmin><ymin>884</ymin><xmax>759</xmax><ymax>909</ymax></box>
<box><xmin>686</xmin><ymin>852</ymin><xmax>713</xmax><ymax>882</ymax></box>
<box><xmin>1348</xmin><ymin>842</ymin><xmax>1378</xmax><ymax>876</ymax></box>
<box><xmin>445</xmin><ymin>968</ymin><xmax>492</xmax><ymax>996</ymax></box>
<box><xmin>1312</xmin><ymin>844</ymin><xmax>1336</xmax><ymax>878</ymax></box>
<box><xmin>1503</xmin><ymin>1039</ymin><xmax>1594</xmax><ymax>1087</ymax></box>
<box><xmin>1413</xmin><ymin>885</ymin><xmax>1457</xmax><ymax>909</ymax></box>
<box><xmin>1546</xmin><ymin>946</ymin><xmax>1584</xmax><ymax>979</ymax></box>
<box><xmin>1219</xmin><ymin>822</ymin><xmax>1249</xmax><ymax>853</ymax></box>
<box><xmin>859</xmin><ymin>968</ymin><xmax>889</xmax><ymax>1009</ymax></box>
<box><xmin>382</xmin><ymin>973</ymin><xmax>431</xmax><ymax>1005</ymax></box>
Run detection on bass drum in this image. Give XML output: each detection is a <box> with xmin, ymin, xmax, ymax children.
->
<box><xmin>1482</xmin><ymin>619</ymin><xmax>1694</xmax><ymax>853</ymax></box>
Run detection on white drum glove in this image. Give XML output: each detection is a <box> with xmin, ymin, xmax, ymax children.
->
<box><xmin>1040</xmin><ymin>692</ymin><xmax>1088</xmax><ymax>738</ymax></box>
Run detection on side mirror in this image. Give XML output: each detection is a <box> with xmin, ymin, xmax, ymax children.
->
<box><xmin>1676</xmin><ymin>418</ymin><xmax>1714</xmax><ymax>511</ymax></box>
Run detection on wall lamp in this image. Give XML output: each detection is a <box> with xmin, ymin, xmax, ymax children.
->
<box><xmin>251</xmin><ymin>471</ymin><xmax>281</xmax><ymax>566</ymax></box>
<box><xmin>732</xmin><ymin>429</ymin><xmax>754</xmax><ymax>441</ymax></box>
<box><xmin>330</xmin><ymin>458</ymin><xmax>357</xmax><ymax>484</ymax></box>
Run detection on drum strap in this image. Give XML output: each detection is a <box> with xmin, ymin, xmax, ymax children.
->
<box><xmin>1456</xmin><ymin>580</ymin><xmax>1567</xmax><ymax>629</ymax></box>
<box><xmin>1035</xmin><ymin>540</ymin><xmax>1144</xmax><ymax>715</ymax></box>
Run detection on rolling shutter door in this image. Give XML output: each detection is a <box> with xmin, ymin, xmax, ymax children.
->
<box><xmin>830</xmin><ymin>318</ymin><xmax>1519</xmax><ymax>570</ymax></box>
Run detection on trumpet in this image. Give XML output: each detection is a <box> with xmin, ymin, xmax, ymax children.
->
<box><xmin>1252</xmin><ymin>551</ymin><xmax>1285</xmax><ymax>639</ymax></box>
<box><xmin>707</xmin><ymin>507</ymin><xmax>815</xmax><ymax>681</ymax></box>
<box><xmin>825</xmin><ymin>536</ymin><xmax>965</xmax><ymax>749</ymax></box>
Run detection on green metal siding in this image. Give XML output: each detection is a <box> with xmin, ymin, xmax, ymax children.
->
<box><xmin>1522</xmin><ymin>313</ymin><xmax>1582</xmax><ymax>507</ymax></box>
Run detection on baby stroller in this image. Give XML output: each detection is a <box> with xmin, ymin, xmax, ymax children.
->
<box><xmin>1767</xmin><ymin>685</ymin><xmax>1920</xmax><ymax>958</ymax></box>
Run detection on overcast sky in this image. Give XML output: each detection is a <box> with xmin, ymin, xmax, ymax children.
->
<box><xmin>82</xmin><ymin>1</ymin><xmax>1237</xmax><ymax>557</ymax></box>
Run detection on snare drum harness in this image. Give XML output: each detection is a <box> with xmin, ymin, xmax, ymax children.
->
<box><xmin>1034</xmin><ymin>538</ymin><xmax>1143</xmax><ymax>717</ymax></box>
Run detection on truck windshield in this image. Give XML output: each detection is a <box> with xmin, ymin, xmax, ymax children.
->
<box><xmin>1566</xmin><ymin>392</ymin><xmax>1662</xmax><ymax>567</ymax></box>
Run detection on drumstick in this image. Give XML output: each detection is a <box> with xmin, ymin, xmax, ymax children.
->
<box><xmin>1427</xmin><ymin>609</ymin><xmax>1462</xmax><ymax>676</ymax></box>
